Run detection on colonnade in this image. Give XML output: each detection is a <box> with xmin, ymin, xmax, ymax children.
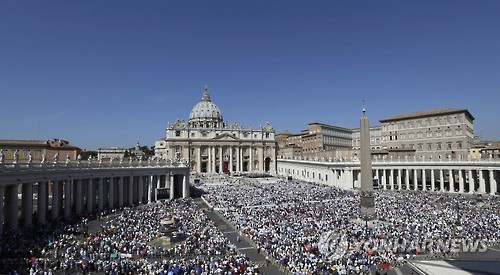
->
<box><xmin>277</xmin><ymin>159</ymin><xmax>500</xmax><ymax>196</ymax></box>
<box><xmin>374</xmin><ymin>167</ymin><xmax>498</xmax><ymax>194</ymax></box>
<box><xmin>0</xmin><ymin>166</ymin><xmax>190</xmax><ymax>235</ymax></box>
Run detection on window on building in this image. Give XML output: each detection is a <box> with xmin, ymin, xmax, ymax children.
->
<box><xmin>427</xmin><ymin>131</ymin><xmax>432</xmax><ymax>138</ymax></box>
<box><xmin>437</xmin><ymin>142</ymin><xmax>442</xmax><ymax>150</ymax></box>
<box><xmin>175</xmin><ymin>131</ymin><xmax>181</xmax><ymax>137</ymax></box>
<box><xmin>447</xmin><ymin>142</ymin><xmax>452</xmax><ymax>150</ymax></box>
<box><xmin>436</xmin><ymin>130</ymin><xmax>442</xmax><ymax>137</ymax></box>
<box><xmin>456</xmin><ymin>129</ymin><xmax>463</xmax><ymax>136</ymax></box>
<box><xmin>457</xmin><ymin>142</ymin><xmax>463</xmax><ymax>149</ymax></box>
<box><xmin>34</xmin><ymin>150</ymin><xmax>41</xmax><ymax>158</ymax></box>
<box><xmin>427</xmin><ymin>143</ymin><xmax>432</xmax><ymax>150</ymax></box>
<box><xmin>418</xmin><ymin>144</ymin><xmax>423</xmax><ymax>150</ymax></box>
<box><xmin>23</xmin><ymin>150</ymin><xmax>30</xmax><ymax>158</ymax></box>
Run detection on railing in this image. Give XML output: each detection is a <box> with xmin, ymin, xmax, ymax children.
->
<box><xmin>0</xmin><ymin>158</ymin><xmax>188</xmax><ymax>173</ymax></box>
<box><xmin>278</xmin><ymin>155</ymin><xmax>500</xmax><ymax>166</ymax></box>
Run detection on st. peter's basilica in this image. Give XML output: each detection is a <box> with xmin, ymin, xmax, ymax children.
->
<box><xmin>155</xmin><ymin>87</ymin><xmax>277</xmax><ymax>174</ymax></box>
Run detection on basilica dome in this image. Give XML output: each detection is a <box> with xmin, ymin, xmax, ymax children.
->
<box><xmin>189</xmin><ymin>88</ymin><xmax>224</xmax><ymax>128</ymax></box>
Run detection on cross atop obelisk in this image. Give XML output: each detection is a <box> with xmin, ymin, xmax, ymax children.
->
<box><xmin>360</xmin><ymin>100</ymin><xmax>376</xmax><ymax>221</ymax></box>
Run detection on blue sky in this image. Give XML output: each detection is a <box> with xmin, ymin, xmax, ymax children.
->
<box><xmin>1</xmin><ymin>0</ymin><xmax>499</xmax><ymax>150</ymax></box>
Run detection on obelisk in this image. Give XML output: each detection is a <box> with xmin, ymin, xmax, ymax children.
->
<box><xmin>360</xmin><ymin>101</ymin><xmax>376</xmax><ymax>220</ymax></box>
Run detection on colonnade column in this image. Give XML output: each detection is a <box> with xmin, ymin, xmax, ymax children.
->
<box><xmin>439</xmin><ymin>170</ymin><xmax>445</xmax><ymax>191</ymax></box>
<box><xmin>170</xmin><ymin>173</ymin><xmax>175</xmax><ymax>200</ymax></box>
<box><xmin>156</xmin><ymin>175</ymin><xmax>162</xmax><ymax>199</ymax></box>
<box><xmin>458</xmin><ymin>170</ymin><xmax>464</xmax><ymax>193</ymax></box>
<box><xmin>52</xmin><ymin>180</ymin><xmax>61</xmax><ymax>220</ymax></box>
<box><xmin>128</xmin><ymin>177</ymin><xmax>134</xmax><ymax>206</ymax></box>
<box><xmin>118</xmin><ymin>177</ymin><xmax>124</xmax><ymax>207</ymax></box>
<box><xmin>449</xmin><ymin>169</ymin><xmax>454</xmax><ymax>192</ymax></box>
<box><xmin>403</xmin><ymin>169</ymin><xmax>409</xmax><ymax>190</ymax></box>
<box><xmin>490</xmin><ymin>170</ymin><xmax>497</xmax><ymax>195</ymax></box>
<box><xmin>381</xmin><ymin>169</ymin><xmax>387</xmax><ymax>189</ymax></box>
<box><xmin>413</xmin><ymin>169</ymin><xmax>418</xmax><ymax>190</ymax></box>
<box><xmin>5</xmin><ymin>184</ymin><xmax>18</xmax><ymax>229</ymax></box>
<box><xmin>22</xmin><ymin>183</ymin><xmax>33</xmax><ymax>227</ymax></box>
<box><xmin>375</xmin><ymin>170</ymin><xmax>380</xmax><ymax>189</ymax></box>
<box><xmin>97</xmin><ymin>178</ymin><xmax>104</xmax><ymax>211</ymax></box>
<box><xmin>138</xmin><ymin>176</ymin><xmax>144</xmax><ymax>204</ymax></box>
<box><xmin>422</xmin><ymin>169</ymin><xmax>427</xmax><ymax>191</ymax></box>
<box><xmin>0</xmin><ymin>186</ymin><xmax>4</xmax><ymax>234</ymax></box>
<box><xmin>87</xmin><ymin>179</ymin><xmax>94</xmax><ymax>213</ymax></box>
<box><xmin>108</xmin><ymin>178</ymin><xmax>114</xmax><ymax>209</ymax></box>
<box><xmin>75</xmin><ymin>180</ymin><xmax>82</xmax><ymax>215</ymax></box>
<box><xmin>38</xmin><ymin>182</ymin><xmax>48</xmax><ymax>224</ymax></box>
<box><xmin>479</xmin><ymin>170</ymin><xmax>485</xmax><ymax>193</ymax></box>
<box><xmin>148</xmin><ymin>175</ymin><xmax>153</xmax><ymax>203</ymax></box>
<box><xmin>388</xmin><ymin>169</ymin><xmax>393</xmax><ymax>190</ymax></box>
<box><xmin>431</xmin><ymin>169</ymin><xmax>435</xmax><ymax>191</ymax></box>
<box><xmin>468</xmin><ymin>170</ymin><xmax>474</xmax><ymax>193</ymax></box>
<box><xmin>64</xmin><ymin>180</ymin><xmax>72</xmax><ymax>220</ymax></box>
<box><xmin>259</xmin><ymin>147</ymin><xmax>264</xmax><ymax>171</ymax></box>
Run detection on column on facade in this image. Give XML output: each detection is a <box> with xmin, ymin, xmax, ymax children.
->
<box><xmin>51</xmin><ymin>180</ymin><xmax>61</xmax><ymax>220</ymax></box>
<box><xmin>38</xmin><ymin>182</ymin><xmax>48</xmax><ymax>224</ymax></box>
<box><xmin>249</xmin><ymin>146</ymin><xmax>253</xmax><ymax>172</ymax></box>
<box><xmin>118</xmin><ymin>177</ymin><xmax>124</xmax><ymax>207</ymax></box>
<box><xmin>375</xmin><ymin>169</ymin><xmax>380</xmax><ymax>189</ymax></box>
<box><xmin>449</xmin><ymin>169</ymin><xmax>454</xmax><ymax>192</ymax></box>
<box><xmin>236</xmin><ymin>146</ymin><xmax>241</xmax><ymax>172</ymax></box>
<box><xmin>22</xmin><ymin>182</ymin><xmax>33</xmax><ymax>227</ymax></box>
<box><xmin>458</xmin><ymin>170</ymin><xmax>464</xmax><ymax>193</ymax></box>
<box><xmin>468</xmin><ymin>170</ymin><xmax>474</xmax><ymax>193</ymax></box>
<box><xmin>219</xmin><ymin>146</ymin><xmax>223</xmax><ymax>173</ymax></box>
<box><xmin>229</xmin><ymin>146</ymin><xmax>233</xmax><ymax>173</ymax></box>
<box><xmin>439</xmin><ymin>169</ymin><xmax>445</xmax><ymax>191</ymax></box>
<box><xmin>0</xmin><ymin>186</ymin><xmax>4</xmax><ymax>234</ymax></box>
<box><xmin>431</xmin><ymin>169</ymin><xmax>436</xmax><ymax>191</ymax></box>
<box><xmin>489</xmin><ymin>170</ymin><xmax>497</xmax><ymax>195</ymax></box>
<box><xmin>75</xmin><ymin>179</ymin><xmax>83</xmax><ymax>215</ymax></box>
<box><xmin>197</xmin><ymin>147</ymin><xmax>202</xmax><ymax>173</ymax></box>
<box><xmin>413</xmin><ymin>169</ymin><xmax>418</xmax><ymax>191</ymax></box>
<box><xmin>108</xmin><ymin>177</ymin><xmax>114</xmax><ymax>209</ymax></box>
<box><xmin>97</xmin><ymin>178</ymin><xmax>104</xmax><ymax>211</ymax></box>
<box><xmin>182</xmin><ymin>173</ymin><xmax>189</xmax><ymax>198</ymax></box>
<box><xmin>64</xmin><ymin>180</ymin><xmax>72</xmax><ymax>219</ymax></box>
<box><xmin>5</xmin><ymin>184</ymin><xmax>18</xmax><ymax>229</ymax></box>
<box><xmin>259</xmin><ymin>147</ymin><xmax>264</xmax><ymax>171</ymax></box>
<box><xmin>87</xmin><ymin>178</ymin><xmax>94</xmax><ymax>213</ymax></box>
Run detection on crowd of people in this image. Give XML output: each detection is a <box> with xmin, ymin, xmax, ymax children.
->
<box><xmin>1</xmin><ymin>175</ymin><xmax>498</xmax><ymax>275</ymax></box>
<box><xmin>201</xmin><ymin>178</ymin><xmax>500</xmax><ymax>274</ymax></box>
<box><xmin>0</xmin><ymin>198</ymin><xmax>261</xmax><ymax>274</ymax></box>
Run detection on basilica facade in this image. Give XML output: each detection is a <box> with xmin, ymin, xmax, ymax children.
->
<box><xmin>155</xmin><ymin>88</ymin><xmax>277</xmax><ymax>174</ymax></box>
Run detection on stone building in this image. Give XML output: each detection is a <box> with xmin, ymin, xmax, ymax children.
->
<box><xmin>0</xmin><ymin>138</ymin><xmax>81</xmax><ymax>162</ymax></box>
<box><xmin>155</xmin><ymin>88</ymin><xmax>277</xmax><ymax>174</ymax></box>
<box><xmin>379</xmin><ymin>108</ymin><xmax>475</xmax><ymax>160</ymax></box>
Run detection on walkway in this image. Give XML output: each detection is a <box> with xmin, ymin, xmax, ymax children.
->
<box><xmin>195</xmin><ymin>198</ymin><xmax>285</xmax><ymax>275</ymax></box>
